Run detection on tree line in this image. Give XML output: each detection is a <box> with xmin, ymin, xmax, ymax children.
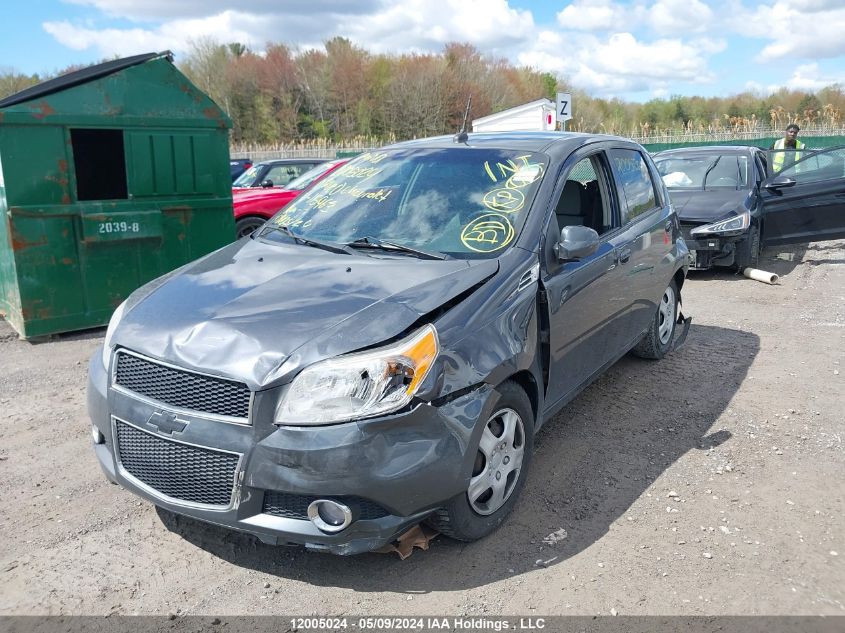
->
<box><xmin>2</xmin><ymin>38</ymin><xmax>844</xmax><ymax>145</ymax></box>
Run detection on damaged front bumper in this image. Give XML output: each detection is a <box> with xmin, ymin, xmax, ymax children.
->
<box><xmin>684</xmin><ymin>233</ymin><xmax>747</xmax><ymax>270</ymax></box>
<box><xmin>88</xmin><ymin>349</ymin><xmax>488</xmax><ymax>555</ymax></box>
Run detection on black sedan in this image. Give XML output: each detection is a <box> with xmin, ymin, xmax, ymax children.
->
<box><xmin>654</xmin><ymin>145</ymin><xmax>845</xmax><ymax>270</ymax></box>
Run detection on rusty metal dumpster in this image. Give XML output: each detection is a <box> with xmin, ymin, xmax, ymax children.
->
<box><xmin>0</xmin><ymin>52</ymin><xmax>235</xmax><ymax>338</ymax></box>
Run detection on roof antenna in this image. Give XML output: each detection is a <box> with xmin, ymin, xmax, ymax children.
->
<box><xmin>454</xmin><ymin>94</ymin><xmax>472</xmax><ymax>143</ymax></box>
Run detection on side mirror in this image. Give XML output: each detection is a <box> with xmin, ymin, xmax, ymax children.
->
<box><xmin>764</xmin><ymin>176</ymin><xmax>796</xmax><ymax>192</ymax></box>
<box><xmin>556</xmin><ymin>225</ymin><xmax>600</xmax><ymax>261</ymax></box>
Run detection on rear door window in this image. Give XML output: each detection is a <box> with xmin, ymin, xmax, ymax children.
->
<box><xmin>608</xmin><ymin>149</ymin><xmax>658</xmax><ymax>224</ymax></box>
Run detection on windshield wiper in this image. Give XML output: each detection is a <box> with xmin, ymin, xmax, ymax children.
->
<box><xmin>346</xmin><ymin>236</ymin><xmax>448</xmax><ymax>260</ymax></box>
<box><xmin>260</xmin><ymin>225</ymin><xmax>362</xmax><ymax>256</ymax></box>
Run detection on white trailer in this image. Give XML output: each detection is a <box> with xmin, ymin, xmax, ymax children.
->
<box><xmin>471</xmin><ymin>99</ymin><xmax>557</xmax><ymax>133</ymax></box>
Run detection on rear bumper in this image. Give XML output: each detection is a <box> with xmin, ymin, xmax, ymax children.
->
<box><xmin>88</xmin><ymin>348</ymin><xmax>491</xmax><ymax>555</ymax></box>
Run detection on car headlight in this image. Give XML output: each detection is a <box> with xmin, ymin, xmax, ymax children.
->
<box><xmin>690</xmin><ymin>211</ymin><xmax>750</xmax><ymax>237</ymax></box>
<box><xmin>275</xmin><ymin>324</ymin><xmax>439</xmax><ymax>425</ymax></box>
<box><xmin>101</xmin><ymin>300</ymin><xmax>127</xmax><ymax>368</ymax></box>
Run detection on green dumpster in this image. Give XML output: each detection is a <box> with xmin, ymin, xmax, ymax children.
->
<box><xmin>0</xmin><ymin>52</ymin><xmax>235</xmax><ymax>338</ymax></box>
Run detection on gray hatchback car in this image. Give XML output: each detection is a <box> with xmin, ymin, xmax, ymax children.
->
<box><xmin>88</xmin><ymin>132</ymin><xmax>690</xmax><ymax>555</ymax></box>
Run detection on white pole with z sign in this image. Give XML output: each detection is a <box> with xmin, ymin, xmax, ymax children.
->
<box><xmin>556</xmin><ymin>92</ymin><xmax>572</xmax><ymax>131</ymax></box>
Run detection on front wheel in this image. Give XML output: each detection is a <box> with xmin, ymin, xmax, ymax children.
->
<box><xmin>734</xmin><ymin>225</ymin><xmax>760</xmax><ymax>272</ymax></box>
<box><xmin>426</xmin><ymin>381</ymin><xmax>534</xmax><ymax>542</ymax></box>
<box><xmin>632</xmin><ymin>279</ymin><xmax>679</xmax><ymax>360</ymax></box>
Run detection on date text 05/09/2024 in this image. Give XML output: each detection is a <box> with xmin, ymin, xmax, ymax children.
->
<box><xmin>288</xmin><ymin>616</ymin><xmax>547</xmax><ymax>631</ymax></box>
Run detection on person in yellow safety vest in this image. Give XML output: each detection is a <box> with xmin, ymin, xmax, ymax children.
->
<box><xmin>771</xmin><ymin>123</ymin><xmax>805</xmax><ymax>173</ymax></box>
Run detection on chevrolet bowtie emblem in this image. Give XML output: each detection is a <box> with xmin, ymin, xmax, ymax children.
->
<box><xmin>146</xmin><ymin>411</ymin><xmax>188</xmax><ymax>435</ymax></box>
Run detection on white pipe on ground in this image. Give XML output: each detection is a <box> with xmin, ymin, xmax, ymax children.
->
<box><xmin>743</xmin><ymin>267</ymin><xmax>779</xmax><ymax>285</ymax></box>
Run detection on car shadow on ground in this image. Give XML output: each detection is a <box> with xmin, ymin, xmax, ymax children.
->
<box><xmin>156</xmin><ymin>323</ymin><xmax>758</xmax><ymax>592</ymax></box>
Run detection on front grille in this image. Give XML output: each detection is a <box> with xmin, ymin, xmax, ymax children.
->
<box><xmin>115</xmin><ymin>351</ymin><xmax>250</xmax><ymax>419</ymax></box>
<box><xmin>263</xmin><ymin>491</ymin><xmax>390</xmax><ymax>521</ymax></box>
<box><xmin>115</xmin><ymin>420</ymin><xmax>239</xmax><ymax>507</ymax></box>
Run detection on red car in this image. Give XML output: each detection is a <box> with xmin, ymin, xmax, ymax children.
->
<box><xmin>232</xmin><ymin>159</ymin><xmax>347</xmax><ymax>238</ymax></box>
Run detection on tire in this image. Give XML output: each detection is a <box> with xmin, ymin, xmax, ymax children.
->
<box><xmin>235</xmin><ymin>216</ymin><xmax>267</xmax><ymax>238</ymax></box>
<box><xmin>632</xmin><ymin>279</ymin><xmax>679</xmax><ymax>360</ymax></box>
<box><xmin>426</xmin><ymin>381</ymin><xmax>534</xmax><ymax>542</ymax></box>
<box><xmin>734</xmin><ymin>224</ymin><xmax>760</xmax><ymax>272</ymax></box>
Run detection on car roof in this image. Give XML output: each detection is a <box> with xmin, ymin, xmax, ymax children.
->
<box><xmin>254</xmin><ymin>158</ymin><xmax>329</xmax><ymax>166</ymax></box>
<box><xmin>655</xmin><ymin>145</ymin><xmax>763</xmax><ymax>157</ymax></box>
<box><xmin>385</xmin><ymin>131</ymin><xmax>643</xmax><ymax>160</ymax></box>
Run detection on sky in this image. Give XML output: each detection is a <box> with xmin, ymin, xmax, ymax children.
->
<box><xmin>3</xmin><ymin>0</ymin><xmax>845</xmax><ymax>103</ymax></box>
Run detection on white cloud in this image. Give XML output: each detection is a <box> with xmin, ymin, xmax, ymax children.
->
<box><xmin>519</xmin><ymin>31</ymin><xmax>723</xmax><ymax>96</ymax></box>
<box><xmin>766</xmin><ymin>63</ymin><xmax>845</xmax><ymax>92</ymax></box>
<box><xmin>648</xmin><ymin>0</ymin><xmax>713</xmax><ymax>35</ymax></box>
<box><xmin>48</xmin><ymin>0</ymin><xmax>535</xmax><ymax>60</ymax></box>
<box><xmin>744</xmin><ymin>80</ymin><xmax>767</xmax><ymax>95</ymax></box>
<box><xmin>340</xmin><ymin>0</ymin><xmax>535</xmax><ymax>54</ymax></box>
<box><xmin>63</xmin><ymin>0</ymin><xmax>378</xmax><ymax>21</ymax></box>
<box><xmin>557</xmin><ymin>0</ymin><xmax>713</xmax><ymax>36</ymax></box>
<box><xmin>730</xmin><ymin>1</ymin><xmax>845</xmax><ymax>61</ymax></box>
<box><xmin>44</xmin><ymin>12</ymin><xmax>260</xmax><ymax>57</ymax></box>
<box><xmin>557</xmin><ymin>0</ymin><xmax>634</xmax><ymax>31</ymax></box>
<box><xmin>782</xmin><ymin>0</ymin><xmax>843</xmax><ymax>10</ymax></box>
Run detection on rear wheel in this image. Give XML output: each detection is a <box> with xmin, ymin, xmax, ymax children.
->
<box><xmin>426</xmin><ymin>381</ymin><xmax>533</xmax><ymax>541</ymax></box>
<box><xmin>632</xmin><ymin>279</ymin><xmax>678</xmax><ymax>360</ymax></box>
<box><xmin>235</xmin><ymin>216</ymin><xmax>267</xmax><ymax>238</ymax></box>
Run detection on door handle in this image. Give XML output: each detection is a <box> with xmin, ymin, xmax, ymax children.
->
<box><xmin>617</xmin><ymin>247</ymin><xmax>632</xmax><ymax>264</ymax></box>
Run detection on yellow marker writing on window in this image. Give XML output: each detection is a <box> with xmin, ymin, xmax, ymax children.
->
<box><xmin>460</xmin><ymin>213</ymin><xmax>515</xmax><ymax>253</ymax></box>
<box><xmin>483</xmin><ymin>188</ymin><xmax>525</xmax><ymax>213</ymax></box>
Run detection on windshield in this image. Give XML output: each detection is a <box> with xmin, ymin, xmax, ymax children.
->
<box><xmin>233</xmin><ymin>165</ymin><xmax>261</xmax><ymax>187</ymax></box>
<box><xmin>285</xmin><ymin>160</ymin><xmax>340</xmax><ymax>191</ymax></box>
<box><xmin>655</xmin><ymin>154</ymin><xmax>749</xmax><ymax>189</ymax></box>
<box><xmin>267</xmin><ymin>148</ymin><xmax>548</xmax><ymax>259</ymax></box>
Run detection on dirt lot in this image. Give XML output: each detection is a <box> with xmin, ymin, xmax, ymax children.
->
<box><xmin>0</xmin><ymin>240</ymin><xmax>842</xmax><ymax>617</ymax></box>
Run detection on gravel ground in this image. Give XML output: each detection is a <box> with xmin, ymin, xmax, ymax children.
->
<box><xmin>0</xmin><ymin>240</ymin><xmax>842</xmax><ymax>617</ymax></box>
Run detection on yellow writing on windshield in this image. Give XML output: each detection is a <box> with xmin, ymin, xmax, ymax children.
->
<box><xmin>460</xmin><ymin>213</ymin><xmax>515</xmax><ymax>253</ymax></box>
<box><xmin>335</xmin><ymin>165</ymin><xmax>384</xmax><ymax>180</ymax></box>
<box><xmin>320</xmin><ymin>179</ymin><xmax>394</xmax><ymax>202</ymax></box>
<box><xmin>483</xmin><ymin>155</ymin><xmax>538</xmax><ymax>183</ymax></box>
<box><xmin>506</xmin><ymin>163</ymin><xmax>544</xmax><ymax>189</ymax></box>
<box><xmin>482</xmin><ymin>188</ymin><xmax>525</xmax><ymax>213</ymax></box>
<box><xmin>357</xmin><ymin>151</ymin><xmax>390</xmax><ymax>164</ymax></box>
<box><xmin>274</xmin><ymin>207</ymin><xmax>301</xmax><ymax>226</ymax></box>
<box><xmin>304</xmin><ymin>194</ymin><xmax>337</xmax><ymax>212</ymax></box>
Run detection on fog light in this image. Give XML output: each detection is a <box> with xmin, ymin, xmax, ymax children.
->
<box><xmin>91</xmin><ymin>425</ymin><xmax>105</xmax><ymax>444</ymax></box>
<box><xmin>307</xmin><ymin>499</ymin><xmax>352</xmax><ymax>533</ymax></box>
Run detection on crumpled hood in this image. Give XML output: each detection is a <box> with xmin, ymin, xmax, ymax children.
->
<box><xmin>113</xmin><ymin>238</ymin><xmax>497</xmax><ymax>389</ymax></box>
<box><xmin>668</xmin><ymin>188</ymin><xmax>752</xmax><ymax>223</ymax></box>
